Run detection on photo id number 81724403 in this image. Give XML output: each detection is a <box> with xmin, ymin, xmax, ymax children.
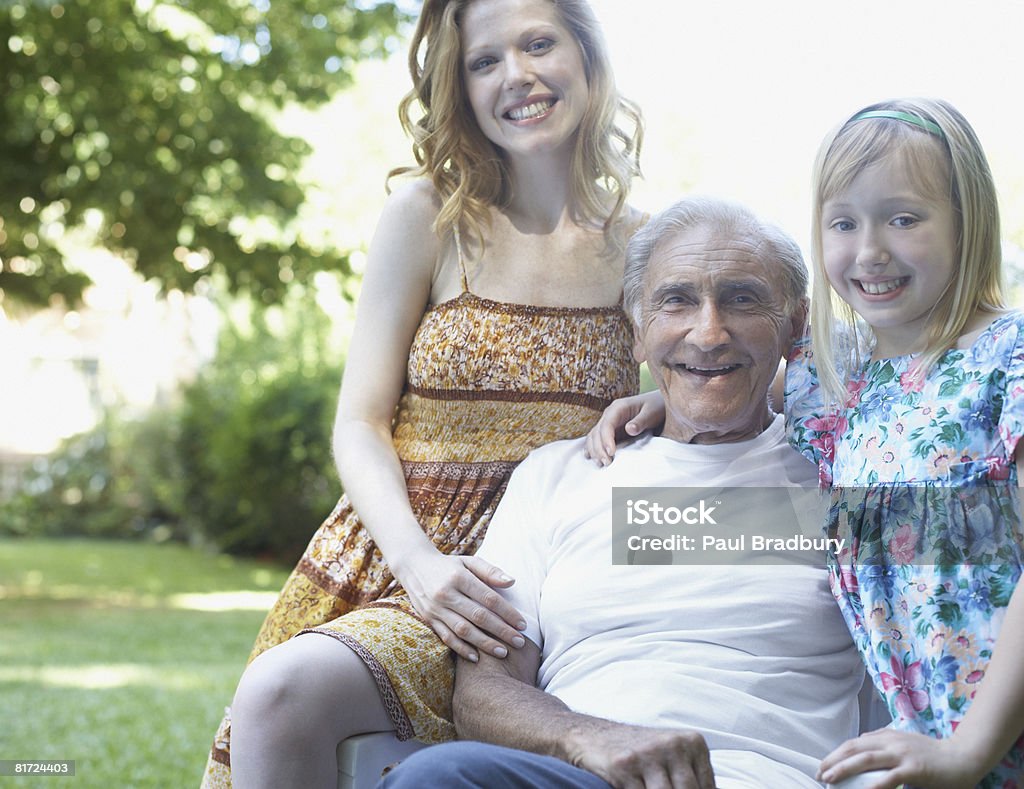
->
<box><xmin>0</xmin><ymin>760</ymin><xmax>75</xmax><ymax>776</ymax></box>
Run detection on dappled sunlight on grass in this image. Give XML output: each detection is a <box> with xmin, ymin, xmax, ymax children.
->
<box><xmin>168</xmin><ymin>590</ymin><xmax>279</xmax><ymax>611</ymax></box>
<box><xmin>0</xmin><ymin>663</ymin><xmax>212</xmax><ymax>690</ymax></box>
<box><xmin>0</xmin><ymin>581</ymin><xmax>164</xmax><ymax>607</ymax></box>
<box><xmin>0</xmin><ymin>583</ymin><xmax>278</xmax><ymax>611</ymax></box>
<box><xmin>0</xmin><ymin>539</ymin><xmax>290</xmax><ymax>786</ymax></box>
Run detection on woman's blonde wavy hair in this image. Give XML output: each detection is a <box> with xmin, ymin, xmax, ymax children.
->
<box><xmin>387</xmin><ymin>0</ymin><xmax>643</xmax><ymax>247</ymax></box>
<box><xmin>809</xmin><ymin>97</ymin><xmax>1004</xmax><ymax>404</ymax></box>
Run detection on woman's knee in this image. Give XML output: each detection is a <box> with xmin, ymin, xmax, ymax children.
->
<box><xmin>231</xmin><ymin>633</ymin><xmax>391</xmax><ymax>737</ymax></box>
<box><xmin>233</xmin><ymin>635</ymin><xmax>344</xmax><ymax>724</ymax></box>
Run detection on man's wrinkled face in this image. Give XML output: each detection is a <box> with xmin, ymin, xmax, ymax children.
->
<box><xmin>633</xmin><ymin>225</ymin><xmax>804</xmax><ymax>444</ymax></box>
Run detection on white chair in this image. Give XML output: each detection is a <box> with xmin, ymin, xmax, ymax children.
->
<box><xmin>337</xmin><ymin>733</ymin><xmax>427</xmax><ymax>789</ymax></box>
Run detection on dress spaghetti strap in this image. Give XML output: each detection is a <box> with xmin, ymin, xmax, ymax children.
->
<box><xmin>453</xmin><ymin>224</ymin><xmax>470</xmax><ymax>294</ymax></box>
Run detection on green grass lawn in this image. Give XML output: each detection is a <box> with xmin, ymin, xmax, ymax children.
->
<box><xmin>0</xmin><ymin>539</ymin><xmax>290</xmax><ymax>788</ymax></box>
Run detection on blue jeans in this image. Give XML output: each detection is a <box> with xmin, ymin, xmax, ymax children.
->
<box><xmin>377</xmin><ymin>740</ymin><xmax>613</xmax><ymax>788</ymax></box>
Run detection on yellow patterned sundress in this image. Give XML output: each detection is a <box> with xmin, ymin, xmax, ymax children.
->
<box><xmin>201</xmin><ymin>273</ymin><xmax>638</xmax><ymax>787</ymax></box>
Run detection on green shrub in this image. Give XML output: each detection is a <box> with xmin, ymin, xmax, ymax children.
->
<box><xmin>175</xmin><ymin>288</ymin><xmax>344</xmax><ymax>562</ymax></box>
<box><xmin>0</xmin><ymin>423</ymin><xmax>142</xmax><ymax>539</ymax></box>
<box><xmin>1</xmin><ymin>287</ymin><xmax>346</xmax><ymax>564</ymax></box>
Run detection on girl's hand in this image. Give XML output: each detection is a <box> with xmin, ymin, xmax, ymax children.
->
<box><xmin>583</xmin><ymin>390</ymin><xmax>666</xmax><ymax>466</ymax></box>
<box><xmin>391</xmin><ymin>546</ymin><xmax>528</xmax><ymax>663</ymax></box>
<box><xmin>817</xmin><ymin>729</ymin><xmax>987</xmax><ymax>789</ymax></box>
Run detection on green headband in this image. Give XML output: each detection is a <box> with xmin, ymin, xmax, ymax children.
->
<box><xmin>850</xmin><ymin>109</ymin><xmax>945</xmax><ymax>139</ymax></box>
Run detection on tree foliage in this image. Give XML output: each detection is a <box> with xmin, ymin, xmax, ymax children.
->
<box><xmin>0</xmin><ymin>0</ymin><xmax>405</xmax><ymax>305</ymax></box>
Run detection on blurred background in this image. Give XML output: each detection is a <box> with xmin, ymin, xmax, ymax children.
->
<box><xmin>2</xmin><ymin>0</ymin><xmax>1024</xmax><ymax>784</ymax></box>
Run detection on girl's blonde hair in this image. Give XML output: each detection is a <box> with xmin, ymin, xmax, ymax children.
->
<box><xmin>387</xmin><ymin>0</ymin><xmax>643</xmax><ymax>247</ymax></box>
<box><xmin>809</xmin><ymin>97</ymin><xmax>1004</xmax><ymax>404</ymax></box>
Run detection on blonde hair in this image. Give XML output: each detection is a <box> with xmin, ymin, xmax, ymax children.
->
<box><xmin>809</xmin><ymin>97</ymin><xmax>1003</xmax><ymax>404</ymax></box>
<box><xmin>387</xmin><ymin>0</ymin><xmax>643</xmax><ymax>247</ymax></box>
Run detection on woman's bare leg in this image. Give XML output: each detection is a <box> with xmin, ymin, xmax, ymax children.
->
<box><xmin>230</xmin><ymin>634</ymin><xmax>394</xmax><ymax>789</ymax></box>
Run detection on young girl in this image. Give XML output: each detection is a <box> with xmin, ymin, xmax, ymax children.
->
<box><xmin>792</xmin><ymin>98</ymin><xmax>1024</xmax><ymax>788</ymax></box>
<box><xmin>201</xmin><ymin>0</ymin><xmax>643</xmax><ymax>786</ymax></box>
<box><xmin>586</xmin><ymin>99</ymin><xmax>1024</xmax><ymax>788</ymax></box>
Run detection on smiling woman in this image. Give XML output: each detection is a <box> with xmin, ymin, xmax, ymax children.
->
<box><xmin>201</xmin><ymin>0</ymin><xmax>644</xmax><ymax>786</ymax></box>
<box><xmin>460</xmin><ymin>0</ymin><xmax>589</xmax><ymax>161</ymax></box>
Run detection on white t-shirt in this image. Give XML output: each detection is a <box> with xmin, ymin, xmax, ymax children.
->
<box><xmin>476</xmin><ymin>414</ymin><xmax>863</xmax><ymax>787</ymax></box>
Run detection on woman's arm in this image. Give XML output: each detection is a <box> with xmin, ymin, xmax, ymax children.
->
<box><xmin>332</xmin><ymin>181</ymin><xmax>527</xmax><ymax>663</ymax></box>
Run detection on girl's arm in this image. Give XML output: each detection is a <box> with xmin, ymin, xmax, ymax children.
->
<box><xmin>332</xmin><ymin>181</ymin><xmax>527</xmax><ymax>663</ymax></box>
<box><xmin>583</xmin><ymin>390</ymin><xmax>665</xmax><ymax>466</ymax></box>
<box><xmin>935</xmin><ymin>440</ymin><xmax>1024</xmax><ymax>770</ymax></box>
<box><xmin>817</xmin><ymin>445</ymin><xmax>1024</xmax><ymax>788</ymax></box>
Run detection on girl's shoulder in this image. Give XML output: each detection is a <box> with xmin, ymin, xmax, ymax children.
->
<box><xmin>596</xmin><ymin>201</ymin><xmax>646</xmax><ymax>247</ymax></box>
<box><xmin>983</xmin><ymin>309</ymin><xmax>1024</xmax><ymax>342</ymax></box>
<box><xmin>957</xmin><ymin>310</ymin><xmax>1024</xmax><ymax>366</ymax></box>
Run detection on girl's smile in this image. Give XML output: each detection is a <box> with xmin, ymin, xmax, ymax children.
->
<box><xmin>855</xmin><ymin>276</ymin><xmax>910</xmax><ymax>297</ymax></box>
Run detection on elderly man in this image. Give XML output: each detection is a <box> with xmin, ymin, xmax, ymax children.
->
<box><xmin>379</xmin><ymin>196</ymin><xmax>865</xmax><ymax>789</ymax></box>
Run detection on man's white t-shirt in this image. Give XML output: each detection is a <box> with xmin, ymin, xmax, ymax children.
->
<box><xmin>476</xmin><ymin>414</ymin><xmax>863</xmax><ymax>788</ymax></box>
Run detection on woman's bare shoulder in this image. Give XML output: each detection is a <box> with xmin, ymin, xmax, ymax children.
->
<box><xmin>373</xmin><ymin>179</ymin><xmax>446</xmax><ymax>262</ymax></box>
<box><xmin>383</xmin><ymin>178</ymin><xmax>443</xmax><ymax>224</ymax></box>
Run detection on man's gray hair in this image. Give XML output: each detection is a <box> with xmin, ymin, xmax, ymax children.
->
<box><xmin>623</xmin><ymin>196</ymin><xmax>809</xmax><ymax>324</ymax></box>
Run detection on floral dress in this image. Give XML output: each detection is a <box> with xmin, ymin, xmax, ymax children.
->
<box><xmin>200</xmin><ymin>247</ymin><xmax>639</xmax><ymax>787</ymax></box>
<box><xmin>786</xmin><ymin>311</ymin><xmax>1024</xmax><ymax>788</ymax></box>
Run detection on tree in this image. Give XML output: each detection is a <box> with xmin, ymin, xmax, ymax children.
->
<box><xmin>0</xmin><ymin>0</ymin><xmax>405</xmax><ymax>306</ymax></box>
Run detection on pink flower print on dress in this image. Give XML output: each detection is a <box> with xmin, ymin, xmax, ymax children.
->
<box><xmin>845</xmin><ymin>377</ymin><xmax>869</xmax><ymax>407</ymax></box>
<box><xmin>835</xmin><ymin>535</ymin><xmax>858</xmax><ymax>566</ymax></box>
<box><xmin>804</xmin><ymin>413</ymin><xmax>849</xmax><ymax>465</ymax></box>
<box><xmin>886</xmin><ymin>523</ymin><xmax>918</xmax><ymax>564</ymax></box>
<box><xmin>897</xmin><ymin>356</ymin><xmax>928</xmax><ymax>393</ymax></box>
<box><xmin>879</xmin><ymin>654</ymin><xmax>930</xmax><ymax>720</ymax></box>
<box><xmin>985</xmin><ymin>455</ymin><xmax>1011</xmax><ymax>481</ymax></box>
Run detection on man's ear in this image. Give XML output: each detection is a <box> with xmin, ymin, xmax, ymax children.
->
<box><xmin>787</xmin><ymin>297</ymin><xmax>809</xmax><ymax>346</ymax></box>
<box><xmin>631</xmin><ymin>322</ymin><xmax>647</xmax><ymax>364</ymax></box>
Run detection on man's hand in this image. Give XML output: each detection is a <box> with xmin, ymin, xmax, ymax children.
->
<box><xmin>564</xmin><ymin>721</ymin><xmax>715</xmax><ymax>789</ymax></box>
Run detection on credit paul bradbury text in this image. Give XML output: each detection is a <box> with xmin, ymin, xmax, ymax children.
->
<box><xmin>624</xmin><ymin>531</ymin><xmax>846</xmax><ymax>555</ymax></box>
